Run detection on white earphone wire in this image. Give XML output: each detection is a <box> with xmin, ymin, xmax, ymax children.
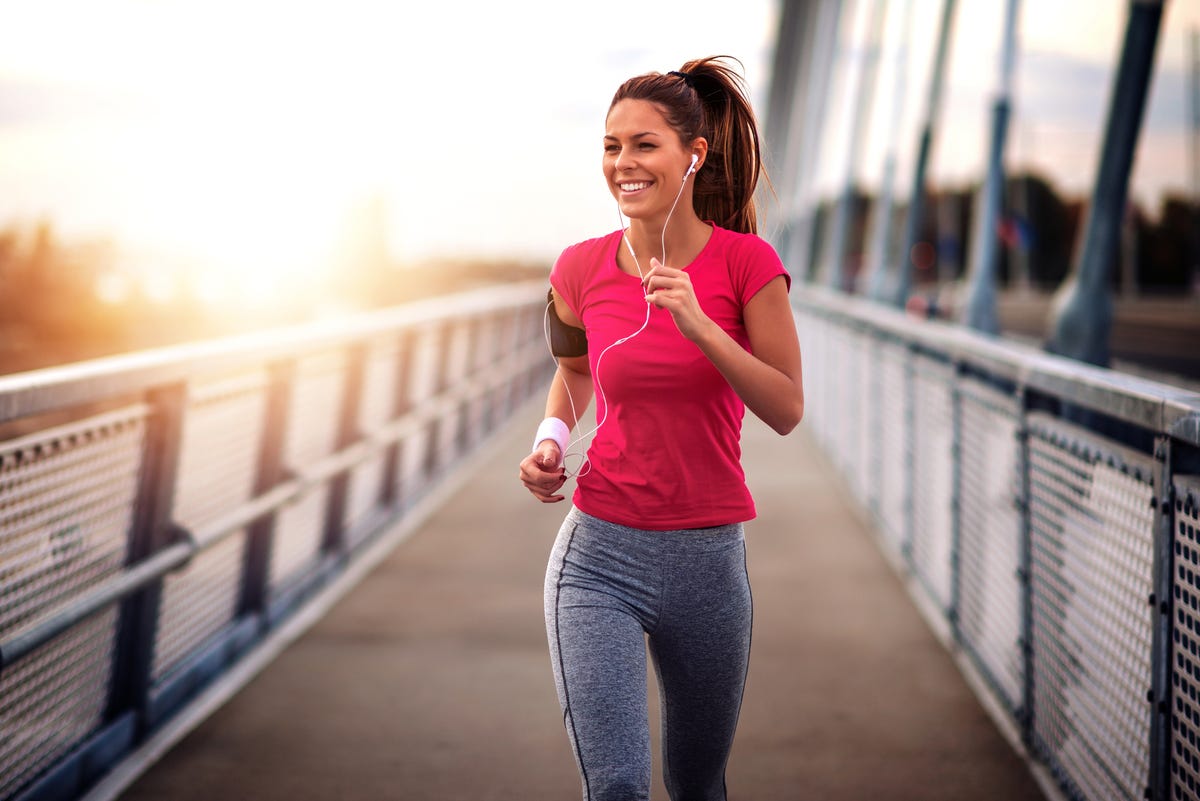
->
<box><xmin>550</xmin><ymin>157</ymin><xmax>696</xmax><ymax>479</ymax></box>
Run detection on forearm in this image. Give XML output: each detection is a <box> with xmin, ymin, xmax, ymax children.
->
<box><xmin>523</xmin><ymin>359</ymin><xmax>591</xmax><ymax>503</ymax></box>
<box><xmin>543</xmin><ymin>360</ymin><xmax>594</xmax><ymax>432</ymax></box>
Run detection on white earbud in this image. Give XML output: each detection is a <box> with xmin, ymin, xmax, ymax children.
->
<box><xmin>684</xmin><ymin>153</ymin><xmax>699</xmax><ymax>179</ymax></box>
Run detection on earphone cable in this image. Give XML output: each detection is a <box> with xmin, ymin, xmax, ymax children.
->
<box><xmin>550</xmin><ymin>163</ymin><xmax>693</xmax><ymax>478</ymax></box>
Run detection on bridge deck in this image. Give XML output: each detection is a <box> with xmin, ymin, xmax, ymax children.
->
<box><xmin>105</xmin><ymin>401</ymin><xmax>1049</xmax><ymax>801</ymax></box>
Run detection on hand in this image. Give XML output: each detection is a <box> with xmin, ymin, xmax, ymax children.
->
<box><xmin>642</xmin><ymin>258</ymin><xmax>713</xmax><ymax>341</ymax></box>
<box><xmin>519</xmin><ymin>442</ymin><xmax>567</xmax><ymax>503</ymax></box>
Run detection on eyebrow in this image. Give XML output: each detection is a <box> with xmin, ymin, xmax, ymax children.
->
<box><xmin>603</xmin><ymin>131</ymin><xmax>661</xmax><ymax>141</ymax></box>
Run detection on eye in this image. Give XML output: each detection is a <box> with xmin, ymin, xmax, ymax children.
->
<box><xmin>604</xmin><ymin>144</ymin><xmax>620</xmax><ymax>154</ymax></box>
<box><xmin>638</xmin><ymin>142</ymin><xmax>656</xmax><ymax>150</ymax></box>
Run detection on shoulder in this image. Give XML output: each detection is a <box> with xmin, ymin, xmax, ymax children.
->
<box><xmin>550</xmin><ymin>230</ymin><xmax>621</xmax><ymax>313</ymax></box>
<box><xmin>553</xmin><ymin>230</ymin><xmax>621</xmax><ymax>273</ymax></box>
<box><xmin>706</xmin><ymin>226</ymin><xmax>790</xmax><ymax>299</ymax></box>
<box><xmin>712</xmin><ymin>226</ymin><xmax>783</xmax><ymax>263</ymax></box>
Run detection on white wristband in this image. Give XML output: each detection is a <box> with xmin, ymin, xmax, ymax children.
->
<box><xmin>532</xmin><ymin>417</ymin><xmax>570</xmax><ymax>457</ymax></box>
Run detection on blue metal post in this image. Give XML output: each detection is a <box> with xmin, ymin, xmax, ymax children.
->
<box><xmin>864</xmin><ymin>0</ymin><xmax>916</xmax><ymax>301</ymax></box>
<box><xmin>322</xmin><ymin>343</ymin><xmax>367</xmax><ymax>555</ymax></box>
<box><xmin>382</xmin><ymin>329</ymin><xmax>416</xmax><ymax>510</ymax></box>
<box><xmin>764</xmin><ymin>0</ymin><xmax>813</xmax><ymax>187</ymax></box>
<box><xmin>784</xmin><ymin>1</ymin><xmax>844</xmax><ymax>283</ymax></box>
<box><xmin>959</xmin><ymin>0</ymin><xmax>1020</xmax><ymax>334</ymax></box>
<box><xmin>240</xmin><ymin>360</ymin><xmax>294</xmax><ymax>617</ymax></box>
<box><xmin>1190</xmin><ymin>28</ymin><xmax>1200</xmax><ymax>297</ymax></box>
<box><xmin>107</xmin><ymin>383</ymin><xmax>186</xmax><ymax>727</ymax></box>
<box><xmin>891</xmin><ymin>0</ymin><xmax>957</xmax><ymax>308</ymax></box>
<box><xmin>1047</xmin><ymin>0</ymin><xmax>1164</xmax><ymax>365</ymax></box>
<box><xmin>827</xmin><ymin>0</ymin><xmax>887</xmax><ymax>292</ymax></box>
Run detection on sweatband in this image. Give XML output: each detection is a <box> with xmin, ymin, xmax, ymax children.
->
<box><xmin>532</xmin><ymin>417</ymin><xmax>571</xmax><ymax>457</ymax></box>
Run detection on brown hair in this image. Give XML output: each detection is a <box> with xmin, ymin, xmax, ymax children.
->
<box><xmin>608</xmin><ymin>55</ymin><xmax>766</xmax><ymax>235</ymax></box>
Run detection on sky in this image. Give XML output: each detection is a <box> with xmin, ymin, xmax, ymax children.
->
<box><xmin>0</xmin><ymin>0</ymin><xmax>780</xmax><ymax>298</ymax></box>
<box><xmin>3</xmin><ymin>0</ymin><xmax>1194</xmax><ymax>309</ymax></box>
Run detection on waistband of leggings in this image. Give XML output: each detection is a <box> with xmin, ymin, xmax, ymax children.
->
<box><xmin>566</xmin><ymin>506</ymin><xmax>744</xmax><ymax>553</ymax></box>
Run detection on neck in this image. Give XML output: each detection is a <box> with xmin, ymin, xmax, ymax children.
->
<box><xmin>625</xmin><ymin>212</ymin><xmax>706</xmax><ymax>267</ymax></box>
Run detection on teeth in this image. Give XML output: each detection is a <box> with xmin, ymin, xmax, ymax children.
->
<box><xmin>620</xmin><ymin>182</ymin><xmax>650</xmax><ymax>192</ymax></box>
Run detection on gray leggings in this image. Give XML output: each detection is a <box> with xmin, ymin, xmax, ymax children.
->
<box><xmin>544</xmin><ymin>507</ymin><xmax>753</xmax><ymax>801</ymax></box>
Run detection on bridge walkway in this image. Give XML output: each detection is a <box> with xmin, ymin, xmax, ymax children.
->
<box><xmin>102</xmin><ymin>401</ymin><xmax>1049</xmax><ymax>801</ymax></box>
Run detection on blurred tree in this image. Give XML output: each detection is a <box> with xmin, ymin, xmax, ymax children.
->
<box><xmin>1139</xmin><ymin>196</ymin><xmax>1196</xmax><ymax>289</ymax></box>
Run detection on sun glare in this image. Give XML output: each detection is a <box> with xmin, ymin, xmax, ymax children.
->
<box><xmin>0</xmin><ymin>1</ymin><xmax>429</xmax><ymax>317</ymax></box>
<box><xmin>0</xmin><ymin>0</ymin><xmax>779</xmax><ymax>331</ymax></box>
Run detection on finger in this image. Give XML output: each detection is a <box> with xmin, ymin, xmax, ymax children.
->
<box><xmin>520</xmin><ymin>468</ymin><xmax>564</xmax><ymax>491</ymax></box>
<box><xmin>648</xmin><ymin>258</ymin><xmax>683</xmax><ymax>277</ymax></box>
<box><xmin>525</xmin><ymin>479</ymin><xmax>566</xmax><ymax>503</ymax></box>
<box><xmin>523</xmin><ymin>448</ymin><xmax>562</xmax><ymax>473</ymax></box>
<box><xmin>519</xmin><ymin>456</ymin><xmax>566</xmax><ymax>482</ymax></box>
<box><xmin>536</xmin><ymin>444</ymin><xmax>562</xmax><ymax>469</ymax></box>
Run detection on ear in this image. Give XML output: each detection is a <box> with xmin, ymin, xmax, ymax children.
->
<box><xmin>689</xmin><ymin>138</ymin><xmax>709</xmax><ymax>173</ymax></box>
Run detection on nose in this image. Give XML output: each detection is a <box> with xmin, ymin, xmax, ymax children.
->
<box><xmin>613</xmin><ymin>146</ymin><xmax>635</xmax><ymax>172</ymax></box>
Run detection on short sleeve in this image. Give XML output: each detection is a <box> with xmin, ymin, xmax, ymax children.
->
<box><xmin>549</xmin><ymin>243</ymin><xmax>584</xmax><ymax>321</ymax></box>
<box><xmin>728</xmin><ymin>233</ymin><xmax>790</xmax><ymax>307</ymax></box>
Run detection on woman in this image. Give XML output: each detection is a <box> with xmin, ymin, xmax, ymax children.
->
<box><xmin>518</xmin><ymin>55</ymin><xmax>803</xmax><ymax>801</ymax></box>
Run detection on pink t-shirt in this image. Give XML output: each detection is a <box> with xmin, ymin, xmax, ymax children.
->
<box><xmin>550</xmin><ymin>224</ymin><xmax>790</xmax><ymax>530</ymax></box>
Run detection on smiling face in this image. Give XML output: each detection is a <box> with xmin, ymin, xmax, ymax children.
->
<box><xmin>604</xmin><ymin>99</ymin><xmax>698</xmax><ymax>223</ymax></box>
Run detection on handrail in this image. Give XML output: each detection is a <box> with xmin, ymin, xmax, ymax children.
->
<box><xmin>794</xmin><ymin>285</ymin><xmax>1200</xmax><ymax>443</ymax></box>
<box><xmin>0</xmin><ymin>280</ymin><xmax>546</xmax><ymax>424</ymax></box>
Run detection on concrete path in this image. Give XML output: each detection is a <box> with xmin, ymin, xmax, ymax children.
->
<box><xmin>112</xmin><ymin>400</ymin><xmax>1049</xmax><ymax>801</ymax></box>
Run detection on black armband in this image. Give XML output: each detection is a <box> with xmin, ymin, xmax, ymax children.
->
<box><xmin>546</xmin><ymin>289</ymin><xmax>588</xmax><ymax>357</ymax></box>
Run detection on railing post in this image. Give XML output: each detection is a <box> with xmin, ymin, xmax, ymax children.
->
<box><xmin>422</xmin><ymin>321</ymin><xmax>455</xmax><ymax>483</ymax></box>
<box><xmin>322</xmin><ymin>343</ymin><xmax>367</xmax><ymax>555</ymax></box>
<box><xmin>107</xmin><ymin>382</ymin><xmax>187</xmax><ymax>728</ymax></box>
<box><xmin>478</xmin><ymin>313</ymin><xmax>500</xmax><ymax>437</ymax></box>
<box><xmin>948</xmin><ymin>367</ymin><xmax>964</xmax><ymax>641</ymax></box>
<box><xmin>239</xmin><ymin>360</ymin><xmax>294</xmax><ymax>618</ymax></box>
<box><xmin>382</xmin><ymin>329</ymin><xmax>416</xmax><ymax>511</ymax></box>
<box><xmin>1014</xmin><ymin>388</ymin><xmax>1035</xmax><ymax>749</ymax></box>
<box><xmin>1148</xmin><ymin>435</ymin><xmax>1175</xmax><ymax>801</ymax></box>
<box><xmin>901</xmin><ymin>344</ymin><xmax>916</xmax><ymax>565</ymax></box>
<box><xmin>455</xmin><ymin>317</ymin><xmax>476</xmax><ymax>453</ymax></box>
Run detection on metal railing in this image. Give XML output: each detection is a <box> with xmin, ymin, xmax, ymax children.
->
<box><xmin>0</xmin><ymin>281</ymin><xmax>553</xmax><ymax>801</ymax></box>
<box><xmin>793</xmin><ymin>285</ymin><xmax>1200</xmax><ymax>801</ymax></box>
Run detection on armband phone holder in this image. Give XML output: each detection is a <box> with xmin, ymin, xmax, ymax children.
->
<box><xmin>546</xmin><ymin>289</ymin><xmax>588</xmax><ymax>357</ymax></box>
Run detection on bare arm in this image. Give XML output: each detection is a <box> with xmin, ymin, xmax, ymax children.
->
<box><xmin>542</xmin><ymin>290</ymin><xmax>593</xmax><ymax>430</ymax></box>
<box><xmin>518</xmin><ymin>292</ymin><xmax>593</xmax><ymax>503</ymax></box>
<box><xmin>696</xmin><ymin>275</ymin><xmax>804</xmax><ymax>434</ymax></box>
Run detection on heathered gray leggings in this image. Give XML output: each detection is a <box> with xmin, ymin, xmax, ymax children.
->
<box><xmin>544</xmin><ymin>507</ymin><xmax>753</xmax><ymax>801</ymax></box>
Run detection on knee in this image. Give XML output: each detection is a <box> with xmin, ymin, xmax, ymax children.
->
<box><xmin>663</xmin><ymin>769</ymin><xmax>727</xmax><ymax>801</ymax></box>
<box><xmin>589</xmin><ymin>767</ymin><xmax>650</xmax><ymax>801</ymax></box>
<box><xmin>665</xmin><ymin>784</ymin><xmax>725</xmax><ymax>801</ymax></box>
